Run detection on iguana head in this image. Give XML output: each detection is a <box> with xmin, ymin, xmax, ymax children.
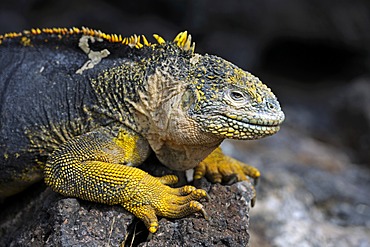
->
<box><xmin>185</xmin><ymin>53</ymin><xmax>285</xmax><ymax>140</ymax></box>
<box><xmin>142</xmin><ymin>31</ymin><xmax>284</xmax><ymax>146</ymax></box>
<box><xmin>140</xmin><ymin>32</ymin><xmax>285</xmax><ymax>170</ymax></box>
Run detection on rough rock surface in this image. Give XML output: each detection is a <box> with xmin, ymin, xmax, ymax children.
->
<box><xmin>140</xmin><ymin>179</ymin><xmax>252</xmax><ymax>247</ymax></box>
<box><xmin>0</xmin><ymin>186</ymin><xmax>133</xmax><ymax>247</ymax></box>
<box><xmin>0</xmin><ymin>165</ymin><xmax>254</xmax><ymax>247</ymax></box>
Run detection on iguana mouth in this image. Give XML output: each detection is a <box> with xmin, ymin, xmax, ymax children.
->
<box><xmin>205</xmin><ymin>113</ymin><xmax>284</xmax><ymax>139</ymax></box>
<box><xmin>228</xmin><ymin>117</ymin><xmax>281</xmax><ymax>132</ymax></box>
<box><xmin>224</xmin><ymin>113</ymin><xmax>284</xmax><ymax>126</ymax></box>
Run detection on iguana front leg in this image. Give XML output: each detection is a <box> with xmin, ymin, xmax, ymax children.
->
<box><xmin>194</xmin><ymin>147</ymin><xmax>260</xmax><ymax>206</ymax></box>
<box><xmin>44</xmin><ymin>127</ymin><xmax>207</xmax><ymax>233</ymax></box>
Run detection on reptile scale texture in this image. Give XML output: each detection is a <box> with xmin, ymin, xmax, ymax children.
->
<box><xmin>0</xmin><ymin>27</ymin><xmax>285</xmax><ymax>233</ymax></box>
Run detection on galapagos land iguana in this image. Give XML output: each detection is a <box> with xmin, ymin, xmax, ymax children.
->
<box><xmin>0</xmin><ymin>27</ymin><xmax>285</xmax><ymax>233</ymax></box>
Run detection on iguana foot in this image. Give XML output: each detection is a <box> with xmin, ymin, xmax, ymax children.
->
<box><xmin>123</xmin><ymin>173</ymin><xmax>208</xmax><ymax>233</ymax></box>
<box><xmin>194</xmin><ymin>147</ymin><xmax>260</xmax><ymax>206</ymax></box>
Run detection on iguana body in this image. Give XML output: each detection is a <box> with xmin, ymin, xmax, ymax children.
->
<box><xmin>0</xmin><ymin>27</ymin><xmax>284</xmax><ymax>233</ymax></box>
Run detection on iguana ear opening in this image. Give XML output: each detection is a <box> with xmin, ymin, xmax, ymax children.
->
<box><xmin>181</xmin><ymin>89</ymin><xmax>196</xmax><ymax>111</ymax></box>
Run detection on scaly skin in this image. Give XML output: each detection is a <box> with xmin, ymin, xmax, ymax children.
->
<box><xmin>0</xmin><ymin>27</ymin><xmax>284</xmax><ymax>233</ymax></box>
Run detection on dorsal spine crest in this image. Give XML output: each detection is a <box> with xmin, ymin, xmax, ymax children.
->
<box><xmin>0</xmin><ymin>27</ymin><xmax>195</xmax><ymax>53</ymax></box>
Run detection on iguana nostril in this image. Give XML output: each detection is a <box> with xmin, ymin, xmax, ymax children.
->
<box><xmin>266</xmin><ymin>101</ymin><xmax>275</xmax><ymax>110</ymax></box>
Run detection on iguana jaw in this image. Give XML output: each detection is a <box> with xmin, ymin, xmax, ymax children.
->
<box><xmin>204</xmin><ymin>112</ymin><xmax>285</xmax><ymax>140</ymax></box>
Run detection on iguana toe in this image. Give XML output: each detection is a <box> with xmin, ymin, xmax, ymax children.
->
<box><xmin>123</xmin><ymin>174</ymin><xmax>208</xmax><ymax>233</ymax></box>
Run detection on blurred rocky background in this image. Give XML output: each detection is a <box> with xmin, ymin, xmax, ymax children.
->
<box><xmin>0</xmin><ymin>0</ymin><xmax>370</xmax><ymax>246</ymax></box>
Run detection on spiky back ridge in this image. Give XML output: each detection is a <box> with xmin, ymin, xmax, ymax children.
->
<box><xmin>0</xmin><ymin>27</ymin><xmax>195</xmax><ymax>52</ymax></box>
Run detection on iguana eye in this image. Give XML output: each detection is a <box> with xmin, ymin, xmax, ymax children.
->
<box><xmin>228</xmin><ymin>90</ymin><xmax>246</xmax><ymax>102</ymax></box>
<box><xmin>224</xmin><ymin>89</ymin><xmax>248</xmax><ymax>106</ymax></box>
<box><xmin>230</xmin><ymin>91</ymin><xmax>244</xmax><ymax>101</ymax></box>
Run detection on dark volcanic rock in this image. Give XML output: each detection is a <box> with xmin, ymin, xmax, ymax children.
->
<box><xmin>141</xmin><ymin>180</ymin><xmax>252</xmax><ymax>247</ymax></box>
<box><xmin>0</xmin><ymin>187</ymin><xmax>133</xmax><ymax>247</ymax></box>
<box><xmin>0</xmin><ymin>172</ymin><xmax>254</xmax><ymax>247</ymax></box>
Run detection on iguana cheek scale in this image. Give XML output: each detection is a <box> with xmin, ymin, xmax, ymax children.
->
<box><xmin>0</xmin><ymin>27</ymin><xmax>285</xmax><ymax>233</ymax></box>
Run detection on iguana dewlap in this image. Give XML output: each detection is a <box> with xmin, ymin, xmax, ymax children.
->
<box><xmin>0</xmin><ymin>27</ymin><xmax>284</xmax><ymax>233</ymax></box>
